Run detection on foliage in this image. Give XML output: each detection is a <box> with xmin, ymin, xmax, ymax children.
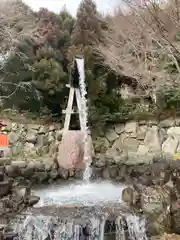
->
<box><xmin>2</xmin><ymin>0</ymin><xmax>180</xmax><ymax>131</ymax></box>
<box><xmin>157</xmin><ymin>87</ymin><xmax>180</xmax><ymax>111</ymax></box>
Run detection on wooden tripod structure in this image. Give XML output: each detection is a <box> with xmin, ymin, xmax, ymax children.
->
<box><xmin>62</xmin><ymin>56</ymin><xmax>85</xmax><ymax>136</ymax></box>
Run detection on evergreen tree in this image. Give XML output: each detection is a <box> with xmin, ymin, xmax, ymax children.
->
<box><xmin>72</xmin><ymin>0</ymin><xmax>103</xmax><ymax>46</ymax></box>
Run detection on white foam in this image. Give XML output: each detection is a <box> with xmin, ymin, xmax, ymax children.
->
<box><xmin>33</xmin><ymin>181</ymin><xmax>127</xmax><ymax>207</ymax></box>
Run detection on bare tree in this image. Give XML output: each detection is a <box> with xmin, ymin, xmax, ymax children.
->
<box><xmin>0</xmin><ymin>0</ymin><xmax>41</xmax><ymax>104</ymax></box>
<box><xmin>97</xmin><ymin>0</ymin><xmax>180</xmax><ymax>98</ymax></box>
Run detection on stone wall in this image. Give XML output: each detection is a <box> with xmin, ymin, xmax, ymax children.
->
<box><xmin>94</xmin><ymin>117</ymin><xmax>180</xmax><ymax>161</ymax></box>
<box><xmin>3</xmin><ymin>121</ymin><xmax>62</xmax><ymax>160</ymax></box>
<box><xmin>4</xmin><ymin>117</ymin><xmax>180</xmax><ymax>161</ymax></box>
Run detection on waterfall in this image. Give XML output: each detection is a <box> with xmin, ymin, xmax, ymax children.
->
<box><xmin>126</xmin><ymin>215</ymin><xmax>148</xmax><ymax>240</ymax></box>
<box><xmin>75</xmin><ymin>57</ymin><xmax>92</xmax><ymax>182</ymax></box>
<box><xmin>10</xmin><ymin>214</ymin><xmax>147</xmax><ymax>240</ymax></box>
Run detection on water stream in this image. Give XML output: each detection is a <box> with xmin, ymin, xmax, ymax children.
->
<box><xmin>9</xmin><ymin>181</ymin><xmax>148</xmax><ymax>240</ymax></box>
<box><xmin>75</xmin><ymin>57</ymin><xmax>92</xmax><ymax>182</ymax></box>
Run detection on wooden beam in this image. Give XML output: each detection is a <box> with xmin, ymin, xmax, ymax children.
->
<box><xmin>63</xmin><ymin>87</ymin><xmax>75</xmax><ymax>133</ymax></box>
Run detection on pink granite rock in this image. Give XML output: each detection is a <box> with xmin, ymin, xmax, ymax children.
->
<box><xmin>57</xmin><ymin>131</ymin><xmax>94</xmax><ymax>170</ymax></box>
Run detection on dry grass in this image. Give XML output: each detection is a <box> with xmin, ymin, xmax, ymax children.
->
<box><xmin>97</xmin><ymin>0</ymin><xmax>180</xmax><ymax>96</ymax></box>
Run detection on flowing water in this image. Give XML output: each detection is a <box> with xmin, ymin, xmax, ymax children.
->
<box><xmin>9</xmin><ymin>181</ymin><xmax>148</xmax><ymax>240</ymax></box>
<box><xmin>75</xmin><ymin>57</ymin><xmax>92</xmax><ymax>182</ymax></box>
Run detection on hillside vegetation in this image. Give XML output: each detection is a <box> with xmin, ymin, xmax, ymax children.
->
<box><xmin>0</xmin><ymin>0</ymin><xmax>180</xmax><ymax>130</ymax></box>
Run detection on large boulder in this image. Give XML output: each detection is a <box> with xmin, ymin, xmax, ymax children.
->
<box><xmin>160</xmin><ymin>234</ymin><xmax>180</xmax><ymax>240</ymax></box>
<box><xmin>57</xmin><ymin>131</ymin><xmax>94</xmax><ymax>170</ymax></box>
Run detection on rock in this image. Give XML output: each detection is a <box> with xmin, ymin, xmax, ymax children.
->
<box><xmin>102</xmin><ymin>168</ymin><xmax>110</xmax><ymax>179</ymax></box>
<box><xmin>122</xmin><ymin>187</ymin><xmax>139</xmax><ymax>205</ymax></box>
<box><xmin>56</xmin><ymin>130</ymin><xmax>63</xmax><ymax>141</ymax></box>
<box><xmin>44</xmin><ymin>159</ymin><xmax>54</xmax><ymax>171</ymax></box>
<box><xmin>49</xmin><ymin>125</ymin><xmax>56</xmax><ymax>131</ymax></box>
<box><xmin>106</xmin><ymin>128</ymin><xmax>118</xmax><ymax>142</ymax></box>
<box><xmin>159</xmin><ymin>118</ymin><xmax>175</xmax><ymax>128</ymax></box>
<box><xmin>58</xmin><ymin>167</ymin><xmax>69</xmax><ymax>180</ymax></box>
<box><xmin>49</xmin><ymin>169</ymin><xmax>58</xmax><ymax>180</ymax></box>
<box><xmin>33</xmin><ymin>162</ymin><xmax>45</xmax><ymax>171</ymax></box>
<box><xmin>0</xmin><ymin>180</ymin><xmax>12</xmax><ymax>197</ymax></box>
<box><xmin>160</xmin><ymin>234</ymin><xmax>180</xmax><ymax>240</ymax></box>
<box><xmin>93</xmin><ymin>155</ymin><xmax>106</xmax><ymax>167</ymax></box>
<box><xmin>13</xmin><ymin>187</ymin><xmax>28</xmax><ymax>200</ymax></box>
<box><xmin>112</xmin><ymin>133</ymin><xmax>139</xmax><ymax>152</ymax></box>
<box><xmin>176</xmin><ymin>143</ymin><xmax>180</xmax><ymax>153</ymax></box>
<box><xmin>149</xmin><ymin>120</ymin><xmax>158</xmax><ymax>126</ymax></box>
<box><xmin>124</xmin><ymin>121</ymin><xmax>136</xmax><ymax>135</ymax></box>
<box><xmin>122</xmin><ymin>137</ymin><xmax>139</xmax><ymax>151</ymax></box>
<box><xmin>137</xmin><ymin>145</ymin><xmax>149</xmax><ymax>155</ymax></box>
<box><xmin>144</xmin><ymin>126</ymin><xmax>161</xmax><ymax>152</ymax></box>
<box><xmin>167</xmin><ymin>127</ymin><xmax>180</xmax><ymax>136</ymax></box>
<box><xmin>11</xmin><ymin>142</ymin><xmax>24</xmax><ymax>157</ymax></box>
<box><xmin>28</xmin><ymin>124</ymin><xmax>40</xmax><ymax>130</ymax></box>
<box><xmin>0</xmin><ymin>172</ymin><xmax>4</xmax><ymax>182</ymax></box>
<box><xmin>36</xmin><ymin>171</ymin><xmax>48</xmax><ymax>183</ymax></box>
<box><xmin>141</xmin><ymin>186</ymin><xmax>170</xmax><ymax>214</ymax></box>
<box><xmin>126</xmin><ymin>153</ymin><xmax>153</xmax><ymax>165</ymax></box>
<box><xmin>3</xmin><ymin>148</ymin><xmax>12</xmax><ymax>158</ymax></box>
<box><xmin>0</xmin><ymin>158</ymin><xmax>10</xmax><ymax>166</ymax></box>
<box><xmin>28</xmin><ymin>196</ymin><xmax>40</xmax><ymax>206</ymax></box>
<box><xmin>105</xmin><ymin>147</ymin><xmax>121</xmax><ymax>160</ymax></box>
<box><xmin>171</xmin><ymin>203</ymin><xmax>180</xmax><ymax>235</ymax></box>
<box><xmin>137</xmin><ymin>125</ymin><xmax>147</xmax><ymax>140</ymax></box>
<box><xmin>36</xmin><ymin>134</ymin><xmax>47</xmax><ymax>147</ymax></box>
<box><xmin>11</xmin><ymin>123</ymin><xmax>18</xmax><ymax>131</ymax></box>
<box><xmin>21</xmin><ymin>164</ymin><xmax>34</xmax><ymax>178</ymax></box>
<box><xmin>159</xmin><ymin>128</ymin><xmax>168</xmax><ymax>144</ymax></box>
<box><xmin>24</xmin><ymin>143</ymin><xmax>36</xmax><ymax>155</ymax></box>
<box><xmin>162</xmin><ymin>136</ymin><xmax>178</xmax><ymax>154</ymax></box>
<box><xmin>0</xmin><ymin>166</ymin><xmax>5</xmax><ymax>173</ymax></box>
<box><xmin>140</xmin><ymin>186</ymin><xmax>171</xmax><ymax>235</ymax></box>
<box><xmin>115</xmin><ymin>124</ymin><xmax>124</xmax><ymax>134</ymax></box>
<box><xmin>57</xmin><ymin>131</ymin><xmax>94</xmax><ymax>170</ymax></box>
<box><xmin>94</xmin><ymin>137</ymin><xmax>110</xmax><ymax>153</ymax></box>
<box><xmin>48</xmin><ymin>132</ymin><xmax>55</xmax><ymax>143</ymax></box>
<box><xmin>11</xmin><ymin>161</ymin><xmax>27</xmax><ymax>169</ymax></box>
<box><xmin>91</xmin><ymin>167</ymin><xmax>102</xmax><ymax>179</ymax></box>
<box><xmin>138</xmin><ymin>175</ymin><xmax>153</xmax><ymax>186</ymax></box>
<box><xmin>175</xmin><ymin>118</ymin><xmax>180</xmax><ymax>126</ymax></box>
<box><xmin>108</xmin><ymin>165</ymin><xmax>118</xmax><ymax>179</ymax></box>
<box><xmin>151</xmin><ymin>162</ymin><xmax>170</xmax><ymax>185</ymax></box>
<box><xmin>114</xmin><ymin>153</ymin><xmax>128</xmax><ymax>165</ymax></box>
<box><xmin>118</xmin><ymin>165</ymin><xmax>127</xmax><ymax>180</ymax></box>
<box><xmin>8</xmin><ymin>131</ymin><xmax>21</xmax><ymax>144</ymax></box>
<box><xmin>38</xmin><ymin>126</ymin><xmax>47</xmax><ymax>134</ymax></box>
<box><xmin>26</xmin><ymin>130</ymin><xmax>37</xmax><ymax>144</ymax></box>
<box><xmin>5</xmin><ymin>165</ymin><xmax>20</xmax><ymax>177</ymax></box>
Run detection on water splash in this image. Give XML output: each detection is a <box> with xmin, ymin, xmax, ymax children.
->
<box><xmin>126</xmin><ymin>215</ymin><xmax>148</xmax><ymax>240</ymax></box>
<box><xmin>12</xmin><ymin>215</ymin><xmax>107</xmax><ymax>240</ymax></box>
<box><xmin>33</xmin><ymin>181</ymin><xmax>126</xmax><ymax>207</ymax></box>
<box><xmin>11</xmin><ymin>214</ymin><xmax>147</xmax><ymax>240</ymax></box>
<box><xmin>75</xmin><ymin>57</ymin><xmax>92</xmax><ymax>182</ymax></box>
